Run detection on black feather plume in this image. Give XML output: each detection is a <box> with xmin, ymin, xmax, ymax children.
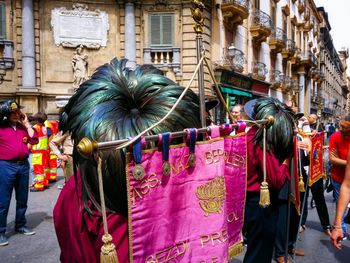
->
<box><xmin>61</xmin><ymin>58</ymin><xmax>201</xmax><ymax>215</ymax></box>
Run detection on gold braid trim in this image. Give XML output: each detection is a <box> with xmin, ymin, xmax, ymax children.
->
<box><xmin>229</xmin><ymin>241</ymin><xmax>244</xmax><ymax>259</ymax></box>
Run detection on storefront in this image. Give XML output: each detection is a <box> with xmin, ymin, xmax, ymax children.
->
<box><xmin>214</xmin><ymin>68</ymin><xmax>270</xmax><ymax>124</ymax></box>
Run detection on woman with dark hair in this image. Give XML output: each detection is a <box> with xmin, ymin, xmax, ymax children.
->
<box><xmin>243</xmin><ymin>97</ymin><xmax>296</xmax><ymax>263</ymax></box>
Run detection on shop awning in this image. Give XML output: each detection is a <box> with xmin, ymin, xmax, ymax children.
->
<box><xmin>220</xmin><ymin>86</ymin><xmax>252</xmax><ymax>97</ymax></box>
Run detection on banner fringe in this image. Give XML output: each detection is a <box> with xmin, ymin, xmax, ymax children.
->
<box><xmin>229</xmin><ymin>241</ymin><xmax>244</xmax><ymax>258</ymax></box>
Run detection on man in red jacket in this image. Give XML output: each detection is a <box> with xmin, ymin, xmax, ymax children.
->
<box><xmin>0</xmin><ymin>100</ymin><xmax>38</xmax><ymax>246</ymax></box>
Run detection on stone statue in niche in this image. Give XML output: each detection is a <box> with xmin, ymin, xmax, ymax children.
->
<box><xmin>72</xmin><ymin>45</ymin><xmax>88</xmax><ymax>89</ymax></box>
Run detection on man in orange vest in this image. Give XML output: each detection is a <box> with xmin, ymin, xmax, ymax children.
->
<box><xmin>44</xmin><ymin>118</ymin><xmax>58</xmax><ymax>183</ymax></box>
<box><xmin>31</xmin><ymin>112</ymin><xmax>49</xmax><ymax>191</ymax></box>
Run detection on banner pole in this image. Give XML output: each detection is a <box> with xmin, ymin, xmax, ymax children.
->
<box><xmin>191</xmin><ymin>0</ymin><xmax>206</xmax><ymax>128</ymax></box>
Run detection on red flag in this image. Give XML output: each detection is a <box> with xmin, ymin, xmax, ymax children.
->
<box><xmin>309</xmin><ymin>131</ymin><xmax>325</xmax><ymax>186</ymax></box>
<box><xmin>290</xmin><ymin>135</ymin><xmax>301</xmax><ymax>215</ymax></box>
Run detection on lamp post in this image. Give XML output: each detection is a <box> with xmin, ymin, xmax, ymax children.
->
<box><xmin>0</xmin><ymin>62</ymin><xmax>6</xmax><ymax>84</ymax></box>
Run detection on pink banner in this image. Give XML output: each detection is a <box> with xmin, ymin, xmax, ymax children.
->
<box><xmin>126</xmin><ymin>133</ymin><xmax>247</xmax><ymax>262</ymax></box>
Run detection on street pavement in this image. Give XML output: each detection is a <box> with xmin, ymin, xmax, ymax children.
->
<box><xmin>1</xmin><ymin>168</ymin><xmax>350</xmax><ymax>262</ymax></box>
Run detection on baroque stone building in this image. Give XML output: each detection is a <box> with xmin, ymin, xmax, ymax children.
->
<box><xmin>0</xmin><ymin>0</ymin><xmax>348</xmax><ymax>122</ymax></box>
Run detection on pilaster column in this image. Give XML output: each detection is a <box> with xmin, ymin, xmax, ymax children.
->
<box><xmin>125</xmin><ymin>2</ymin><xmax>136</xmax><ymax>68</ymax></box>
<box><xmin>21</xmin><ymin>0</ymin><xmax>36</xmax><ymax>89</ymax></box>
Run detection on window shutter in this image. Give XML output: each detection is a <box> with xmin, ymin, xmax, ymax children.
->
<box><xmin>150</xmin><ymin>15</ymin><xmax>161</xmax><ymax>46</ymax></box>
<box><xmin>162</xmin><ymin>15</ymin><xmax>173</xmax><ymax>46</ymax></box>
<box><xmin>0</xmin><ymin>3</ymin><xmax>5</xmax><ymax>39</ymax></box>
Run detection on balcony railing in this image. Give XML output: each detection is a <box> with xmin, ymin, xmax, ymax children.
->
<box><xmin>213</xmin><ymin>48</ymin><xmax>245</xmax><ymax>73</ymax></box>
<box><xmin>252</xmin><ymin>61</ymin><xmax>268</xmax><ymax>81</ymax></box>
<box><xmin>270</xmin><ymin>70</ymin><xmax>284</xmax><ymax>88</ymax></box>
<box><xmin>282</xmin><ymin>39</ymin><xmax>296</xmax><ymax>59</ymax></box>
<box><xmin>269</xmin><ymin>27</ymin><xmax>287</xmax><ymax>53</ymax></box>
<box><xmin>283</xmin><ymin>76</ymin><xmax>300</xmax><ymax>93</ymax></box>
<box><xmin>250</xmin><ymin>10</ymin><xmax>273</xmax><ymax>44</ymax></box>
<box><xmin>299</xmin><ymin>50</ymin><xmax>317</xmax><ymax>67</ymax></box>
<box><xmin>250</xmin><ymin>10</ymin><xmax>273</xmax><ymax>29</ymax></box>
<box><xmin>143</xmin><ymin>47</ymin><xmax>181</xmax><ymax>74</ymax></box>
<box><xmin>0</xmin><ymin>40</ymin><xmax>15</xmax><ymax>69</ymax></box>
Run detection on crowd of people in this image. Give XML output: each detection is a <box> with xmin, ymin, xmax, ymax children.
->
<box><xmin>1</xmin><ymin>92</ymin><xmax>350</xmax><ymax>261</ymax></box>
<box><xmin>224</xmin><ymin>99</ymin><xmax>350</xmax><ymax>262</ymax></box>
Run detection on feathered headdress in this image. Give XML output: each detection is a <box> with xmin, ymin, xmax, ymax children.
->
<box><xmin>61</xmin><ymin>58</ymin><xmax>201</xmax><ymax>215</ymax></box>
<box><xmin>246</xmin><ymin>97</ymin><xmax>296</xmax><ymax>164</ymax></box>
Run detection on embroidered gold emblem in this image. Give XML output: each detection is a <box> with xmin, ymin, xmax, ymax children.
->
<box><xmin>162</xmin><ymin>161</ymin><xmax>171</xmax><ymax>176</ymax></box>
<box><xmin>133</xmin><ymin>164</ymin><xmax>145</xmax><ymax>180</ymax></box>
<box><xmin>22</xmin><ymin>137</ymin><xmax>28</xmax><ymax>143</ymax></box>
<box><xmin>196</xmin><ymin>176</ymin><xmax>226</xmax><ymax>216</ymax></box>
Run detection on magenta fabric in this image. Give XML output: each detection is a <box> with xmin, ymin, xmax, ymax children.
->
<box><xmin>53</xmin><ymin>171</ymin><xmax>129</xmax><ymax>263</ymax></box>
<box><xmin>126</xmin><ymin>133</ymin><xmax>247</xmax><ymax>262</ymax></box>
<box><xmin>0</xmin><ymin>123</ymin><xmax>38</xmax><ymax>160</ymax></box>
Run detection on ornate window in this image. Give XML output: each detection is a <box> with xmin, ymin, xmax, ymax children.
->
<box><xmin>149</xmin><ymin>13</ymin><xmax>174</xmax><ymax>47</ymax></box>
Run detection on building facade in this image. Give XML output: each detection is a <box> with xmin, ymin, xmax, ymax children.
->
<box><xmin>0</xmin><ymin>0</ymin><xmax>348</xmax><ymax>123</ymax></box>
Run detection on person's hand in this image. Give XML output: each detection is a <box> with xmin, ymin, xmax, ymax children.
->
<box><xmin>58</xmin><ymin>154</ymin><xmax>70</xmax><ymax>161</ymax></box>
<box><xmin>330</xmin><ymin>227</ymin><xmax>344</xmax><ymax>249</ymax></box>
<box><xmin>19</xmin><ymin>112</ymin><xmax>30</xmax><ymax>127</ymax></box>
<box><xmin>297</xmin><ymin>138</ymin><xmax>311</xmax><ymax>153</ymax></box>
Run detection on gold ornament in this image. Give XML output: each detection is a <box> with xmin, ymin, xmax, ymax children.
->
<box><xmin>162</xmin><ymin>161</ymin><xmax>171</xmax><ymax>176</ymax></box>
<box><xmin>133</xmin><ymin>164</ymin><xmax>145</xmax><ymax>180</ymax></box>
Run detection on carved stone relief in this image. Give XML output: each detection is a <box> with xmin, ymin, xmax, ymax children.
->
<box><xmin>51</xmin><ymin>4</ymin><xmax>109</xmax><ymax>49</ymax></box>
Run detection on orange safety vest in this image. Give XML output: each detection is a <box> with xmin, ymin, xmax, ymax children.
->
<box><xmin>32</xmin><ymin>123</ymin><xmax>48</xmax><ymax>151</ymax></box>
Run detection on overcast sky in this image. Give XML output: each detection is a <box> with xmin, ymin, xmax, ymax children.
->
<box><xmin>314</xmin><ymin>0</ymin><xmax>350</xmax><ymax>52</ymax></box>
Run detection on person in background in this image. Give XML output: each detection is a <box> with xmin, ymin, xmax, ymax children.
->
<box><xmin>243</xmin><ymin>97</ymin><xmax>295</xmax><ymax>263</ymax></box>
<box><xmin>274</xmin><ymin>113</ymin><xmax>308</xmax><ymax>263</ymax></box>
<box><xmin>44</xmin><ymin>118</ymin><xmax>59</xmax><ymax>183</ymax></box>
<box><xmin>204</xmin><ymin>99</ymin><xmax>219</xmax><ymax>126</ymax></box>
<box><xmin>30</xmin><ymin>112</ymin><xmax>49</xmax><ymax>192</ymax></box>
<box><xmin>49</xmin><ymin>124</ymin><xmax>74</xmax><ymax>189</ymax></box>
<box><xmin>27</xmin><ymin>115</ymin><xmax>37</xmax><ymax>188</ymax></box>
<box><xmin>329</xmin><ymin>114</ymin><xmax>350</xmax><ymax>239</ymax></box>
<box><xmin>0</xmin><ymin>100</ymin><xmax>38</xmax><ymax>246</ymax></box>
<box><xmin>231</xmin><ymin>104</ymin><xmax>243</xmax><ymax>121</ymax></box>
<box><xmin>330</xmin><ymin>149</ymin><xmax>350</xmax><ymax>248</ymax></box>
<box><xmin>299</xmin><ymin>114</ymin><xmax>331</xmax><ymax>236</ymax></box>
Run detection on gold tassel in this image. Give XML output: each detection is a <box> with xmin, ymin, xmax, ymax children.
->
<box><xmin>100</xmin><ymin>234</ymin><xmax>119</xmax><ymax>263</ymax></box>
<box><xmin>259</xmin><ymin>181</ymin><xmax>270</xmax><ymax>208</ymax></box>
<box><xmin>259</xmin><ymin>125</ymin><xmax>270</xmax><ymax>208</ymax></box>
<box><xmin>97</xmin><ymin>157</ymin><xmax>119</xmax><ymax>263</ymax></box>
<box><xmin>299</xmin><ymin>176</ymin><xmax>305</xmax><ymax>192</ymax></box>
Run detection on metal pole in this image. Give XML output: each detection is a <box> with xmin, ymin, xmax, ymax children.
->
<box><xmin>197</xmin><ymin>35</ymin><xmax>206</xmax><ymax>128</ymax></box>
<box><xmin>191</xmin><ymin>0</ymin><xmax>206</xmax><ymax>128</ymax></box>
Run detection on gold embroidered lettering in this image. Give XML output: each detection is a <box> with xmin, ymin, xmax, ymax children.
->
<box><xmin>200</xmin><ymin>235</ymin><xmax>210</xmax><ymax>248</ymax></box>
<box><xmin>212</xmin><ymin>150</ymin><xmax>220</xmax><ymax>164</ymax></box>
<box><xmin>227</xmin><ymin>212</ymin><xmax>239</xmax><ymax>222</ymax></box>
<box><xmin>140</xmin><ymin>179</ymin><xmax>150</xmax><ymax>195</ymax></box>
<box><xmin>148</xmin><ymin>173</ymin><xmax>160</xmax><ymax>188</ymax></box>
<box><xmin>200</xmin><ymin>230</ymin><xmax>228</xmax><ymax>248</ymax></box>
<box><xmin>131</xmin><ymin>188</ymin><xmax>143</xmax><ymax>206</ymax></box>
<box><xmin>211</xmin><ymin>232</ymin><xmax>222</xmax><ymax>245</ymax></box>
<box><xmin>148</xmin><ymin>240</ymin><xmax>189</xmax><ymax>262</ymax></box>
<box><xmin>205</xmin><ymin>151</ymin><xmax>214</xmax><ymax>164</ymax></box>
